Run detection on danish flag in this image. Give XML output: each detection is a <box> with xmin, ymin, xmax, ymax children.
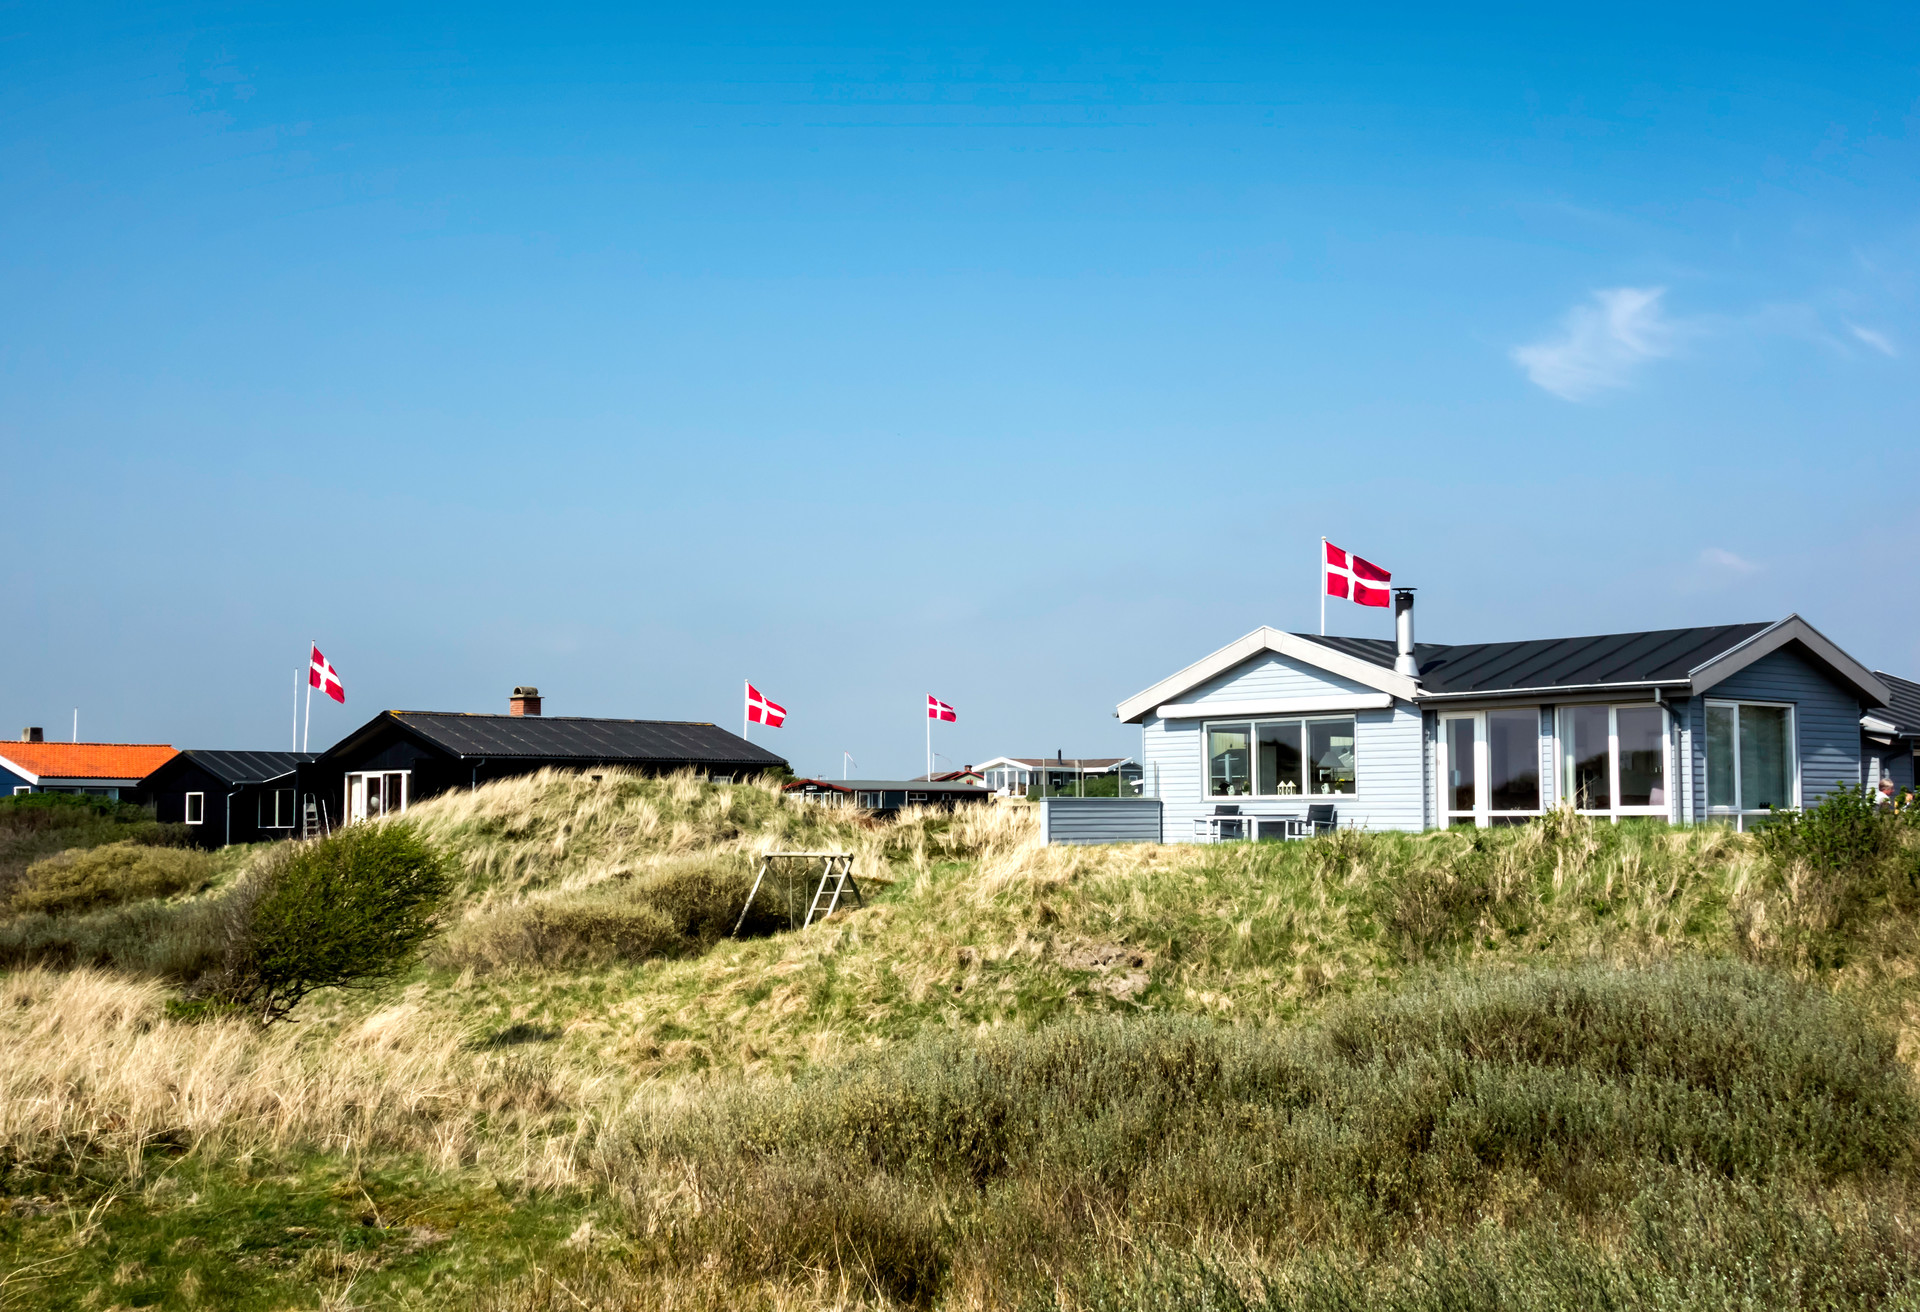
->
<box><xmin>927</xmin><ymin>695</ymin><xmax>956</xmax><ymax>722</ymax></box>
<box><xmin>745</xmin><ymin>683</ymin><xmax>786</xmax><ymax>727</ymax></box>
<box><xmin>1324</xmin><ymin>542</ymin><xmax>1392</xmax><ymax>608</ymax></box>
<box><xmin>309</xmin><ymin>644</ymin><xmax>346</xmax><ymax>703</ymax></box>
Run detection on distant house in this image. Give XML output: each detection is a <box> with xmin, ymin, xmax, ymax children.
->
<box><xmin>299</xmin><ymin>687</ymin><xmax>788</xmax><ymax>827</ymax></box>
<box><xmin>136</xmin><ymin>750</ymin><xmax>317</xmax><ymax>848</ymax></box>
<box><xmin>0</xmin><ymin>731</ymin><xmax>176</xmax><ymax>801</ymax></box>
<box><xmin>912</xmin><ymin>768</ymin><xmax>986</xmax><ymax>785</ymax></box>
<box><xmin>1120</xmin><ymin>603</ymin><xmax>1907</xmax><ymax>839</ymax></box>
<box><xmin>973</xmin><ymin>755</ymin><xmax>1141</xmax><ymax>797</ymax></box>
<box><xmin>783</xmin><ymin>778</ymin><xmax>990</xmax><ymax>818</ymax></box>
<box><xmin>1864</xmin><ymin>671</ymin><xmax>1920</xmax><ymax>794</ymax></box>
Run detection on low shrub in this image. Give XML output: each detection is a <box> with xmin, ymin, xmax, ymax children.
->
<box><xmin>437</xmin><ymin>856</ymin><xmax>770</xmax><ymax>974</ymax></box>
<box><xmin>0</xmin><ymin>896</ymin><xmax>229</xmax><ymax>977</ymax></box>
<box><xmin>630</xmin><ymin>960</ymin><xmax>1917</xmax><ymax>1304</ymax></box>
<box><xmin>213</xmin><ymin>822</ymin><xmax>452</xmax><ymax>1023</ymax></box>
<box><xmin>0</xmin><ymin>792</ymin><xmax>179</xmax><ymax>902</ymax></box>
<box><xmin>11</xmin><ymin>841</ymin><xmax>216</xmax><ymax>916</ymax></box>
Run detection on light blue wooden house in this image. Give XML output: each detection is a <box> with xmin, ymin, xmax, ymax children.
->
<box><xmin>1118</xmin><ymin>595</ymin><xmax>1915</xmax><ymax>839</ymax></box>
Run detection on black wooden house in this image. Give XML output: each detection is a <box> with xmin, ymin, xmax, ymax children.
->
<box><xmin>296</xmin><ymin>687</ymin><xmax>789</xmax><ymax>828</ymax></box>
<box><xmin>137</xmin><ymin>750</ymin><xmax>318</xmax><ymax>849</ymax></box>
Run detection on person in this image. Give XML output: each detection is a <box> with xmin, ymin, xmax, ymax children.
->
<box><xmin>1878</xmin><ymin>774</ymin><xmax>1898</xmax><ymax>809</ymax></box>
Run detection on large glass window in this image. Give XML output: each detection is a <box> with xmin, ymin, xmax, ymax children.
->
<box><xmin>1616</xmin><ymin>707</ymin><xmax>1666</xmax><ymax>808</ymax></box>
<box><xmin>1209</xmin><ymin>716</ymin><xmax>1357</xmax><ymax>798</ymax></box>
<box><xmin>1208</xmin><ymin>724</ymin><xmax>1252</xmax><ymax>797</ymax></box>
<box><xmin>1706</xmin><ymin>702</ymin><xmax>1795</xmax><ymax>825</ymax></box>
<box><xmin>1256</xmin><ymin>722</ymin><xmax>1304</xmax><ymax>796</ymax></box>
<box><xmin>1557</xmin><ymin>705</ymin><xmax>1669</xmax><ymax>817</ymax></box>
<box><xmin>1564</xmin><ymin>706</ymin><xmax>1611</xmax><ymax>811</ymax></box>
<box><xmin>1446</xmin><ymin>717</ymin><xmax>1477</xmax><ymax>814</ymax></box>
<box><xmin>1487</xmin><ymin>709</ymin><xmax>1540</xmax><ymax>812</ymax></box>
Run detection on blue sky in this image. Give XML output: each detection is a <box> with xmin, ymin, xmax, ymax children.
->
<box><xmin>3</xmin><ymin>3</ymin><xmax>1916</xmax><ymax>777</ymax></box>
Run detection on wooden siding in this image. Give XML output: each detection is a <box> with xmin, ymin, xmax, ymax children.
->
<box><xmin>1142</xmin><ymin>647</ymin><xmax>1426</xmax><ymax>838</ymax></box>
<box><xmin>1041</xmin><ymin>797</ymin><xmax>1163</xmax><ymax>845</ymax></box>
<box><xmin>1686</xmin><ymin>646</ymin><xmax>1866</xmax><ymax>812</ymax></box>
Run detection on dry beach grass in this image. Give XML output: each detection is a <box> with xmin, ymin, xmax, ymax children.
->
<box><xmin>3</xmin><ymin>773</ymin><xmax>1920</xmax><ymax>1309</ymax></box>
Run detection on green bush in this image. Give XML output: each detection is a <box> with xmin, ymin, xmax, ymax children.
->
<box><xmin>636</xmin><ymin>961</ymin><xmax>1917</xmax><ymax>1305</ymax></box>
<box><xmin>437</xmin><ymin>856</ymin><xmax>771</xmax><ymax>974</ymax></box>
<box><xmin>215</xmin><ymin>822</ymin><xmax>452</xmax><ymax>1023</ymax></box>
<box><xmin>1756</xmin><ymin>783</ymin><xmax>1896</xmax><ymax>875</ymax></box>
<box><xmin>0</xmin><ymin>896</ymin><xmax>229</xmax><ymax>977</ymax></box>
<box><xmin>0</xmin><ymin>793</ymin><xmax>181</xmax><ymax>902</ymax></box>
<box><xmin>12</xmin><ymin>841</ymin><xmax>216</xmax><ymax>916</ymax></box>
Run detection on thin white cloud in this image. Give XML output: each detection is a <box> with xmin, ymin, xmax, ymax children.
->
<box><xmin>1511</xmin><ymin>287</ymin><xmax>1678</xmax><ymax>402</ymax></box>
<box><xmin>1698</xmin><ymin>547</ymin><xmax>1759</xmax><ymax>575</ymax></box>
<box><xmin>1846</xmin><ymin>322</ymin><xmax>1898</xmax><ymax>357</ymax></box>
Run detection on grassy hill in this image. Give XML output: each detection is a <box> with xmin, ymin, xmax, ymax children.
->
<box><xmin>2</xmin><ymin>774</ymin><xmax>1919</xmax><ymax>1310</ymax></box>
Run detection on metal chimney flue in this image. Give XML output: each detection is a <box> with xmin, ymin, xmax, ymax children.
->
<box><xmin>1392</xmin><ymin>590</ymin><xmax>1419</xmax><ymax>678</ymax></box>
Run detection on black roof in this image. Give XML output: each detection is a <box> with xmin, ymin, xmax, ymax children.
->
<box><xmin>384</xmin><ymin>712</ymin><xmax>787</xmax><ymax>768</ymax></box>
<box><xmin>788</xmin><ymin>778</ymin><xmax>989</xmax><ymax>793</ymax></box>
<box><xmin>163</xmin><ymin>750</ymin><xmax>317</xmax><ymax>786</ymax></box>
<box><xmin>1873</xmin><ymin>672</ymin><xmax>1920</xmax><ymax>738</ymax></box>
<box><xmin>1304</xmin><ymin>623</ymin><xmax>1775</xmax><ymax>695</ymax></box>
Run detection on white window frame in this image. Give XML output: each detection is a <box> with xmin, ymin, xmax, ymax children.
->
<box><xmin>344</xmin><ymin>770</ymin><xmax>411</xmax><ymax>824</ymax></box>
<box><xmin>1201</xmin><ymin>715</ymin><xmax>1359</xmax><ymax>801</ymax></box>
<box><xmin>13</xmin><ymin>785</ymin><xmax>30</xmax><ymax>795</ymax></box>
<box><xmin>856</xmin><ymin>790</ymin><xmax>884</xmax><ymax>809</ymax></box>
<box><xmin>1703</xmin><ymin>698</ymin><xmax>1799</xmax><ymax>830</ymax></box>
<box><xmin>1437</xmin><ymin>709</ymin><xmax>1547</xmax><ymax>828</ymax></box>
<box><xmin>1551</xmin><ymin>704</ymin><xmax>1672</xmax><ymax>821</ymax></box>
<box><xmin>258</xmin><ymin>787</ymin><xmax>296</xmax><ymax>830</ymax></box>
<box><xmin>184</xmin><ymin>791</ymin><xmax>205</xmax><ymax>825</ymax></box>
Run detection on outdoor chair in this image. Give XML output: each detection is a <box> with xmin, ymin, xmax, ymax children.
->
<box><xmin>1193</xmin><ymin>804</ymin><xmax>1250</xmax><ymax>843</ymax></box>
<box><xmin>1305</xmin><ymin>803</ymin><xmax>1337</xmax><ymax>835</ymax></box>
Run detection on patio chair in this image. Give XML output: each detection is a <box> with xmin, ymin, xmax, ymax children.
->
<box><xmin>1305</xmin><ymin>803</ymin><xmax>1337</xmax><ymax>836</ymax></box>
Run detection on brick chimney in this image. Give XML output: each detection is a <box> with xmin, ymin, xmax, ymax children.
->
<box><xmin>509</xmin><ymin>687</ymin><xmax>542</xmax><ymax>717</ymax></box>
<box><xmin>21</xmin><ymin>727</ymin><xmax>43</xmax><ymax>743</ymax></box>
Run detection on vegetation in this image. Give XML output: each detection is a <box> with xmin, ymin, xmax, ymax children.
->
<box><xmin>11</xmin><ymin>840</ymin><xmax>217</xmax><ymax>916</ymax></box>
<box><xmin>0</xmin><ymin>791</ymin><xmax>187</xmax><ymax>902</ymax></box>
<box><xmin>211</xmin><ymin>821</ymin><xmax>454</xmax><ymax>1023</ymax></box>
<box><xmin>3</xmin><ymin>772</ymin><xmax>1920</xmax><ymax>1309</ymax></box>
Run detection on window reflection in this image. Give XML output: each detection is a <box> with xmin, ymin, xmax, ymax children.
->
<box><xmin>1563</xmin><ymin>706</ymin><xmax>1611</xmax><ymax>811</ymax></box>
<box><xmin>1446</xmin><ymin>717</ymin><xmax>1476</xmax><ymax>813</ymax></box>
<box><xmin>1256</xmin><ymin>722</ymin><xmax>1303</xmax><ymax>796</ymax></box>
<box><xmin>1209</xmin><ymin>724</ymin><xmax>1251</xmax><ymax>797</ymax></box>
<box><xmin>1309</xmin><ymin>720</ymin><xmax>1356</xmax><ymax>795</ymax></box>
<box><xmin>1616</xmin><ymin>707</ymin><xmax>1666</xmax><ymax>807</ymax></box>
<box><xmin>1487</xmin><ymin>709</ymin><xmax>1539</xmax><ymax>812</ymax></box>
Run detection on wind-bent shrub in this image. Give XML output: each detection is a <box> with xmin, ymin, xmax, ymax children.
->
<box><xmin>218</xmin><ymin>822</ymin><xmax>452</xmax><ymax>1023</ymax></box>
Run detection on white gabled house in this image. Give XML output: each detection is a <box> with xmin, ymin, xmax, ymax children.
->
<box><xmin>1119</xmin><ymin>594</ymin><xmax>1909</xmax><ymax>839</ymax></box>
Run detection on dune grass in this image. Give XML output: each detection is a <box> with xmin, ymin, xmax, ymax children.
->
<box><xmin>4</xmin><ymin>770</ymin><xmax>1920</xmax><ymax>1309</ymax></box>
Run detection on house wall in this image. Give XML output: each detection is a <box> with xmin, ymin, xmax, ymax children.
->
<box><xmin>1863</xmin><ymin>738</ymin><xmax>1916</xmax><ymax>794</ymax></box>
<box><xmin>1139</xmin><ymin>652</ymin><xmax>1424</xmax><ymax>838</ymax></box>
<box><xmin>0</xmin><ymin>762</ymin><xmax>29</xmax><ymax>794</ymax></box>
<box><xmin>1683</xmin><ymin>645</ymin><xmax>1867</xmax><ymax>816</ymax></box>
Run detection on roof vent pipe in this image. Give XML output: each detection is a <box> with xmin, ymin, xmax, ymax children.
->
<box><xmin>1393</xmin><ymin>589</ymin><xmax>1419</xmax><ymax>678</ymax></box>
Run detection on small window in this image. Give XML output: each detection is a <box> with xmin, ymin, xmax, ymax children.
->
<box><xmin>12</xmin><ymin>786</ymin><xmax>28</xmax><ymax>796</ymax></box>
<box><xmin>1307</xmin><ymin>718</ymin><xmax>1357</xmax><ymax>795</ymax></box>
<box><xmin>907</xmin><ymin>792</ymin><xmax>928</xmax><ymax>804</ymax></box>
<box><xmin>856</xmin><ymin>791</ymin><xmax>884</xmax><ymax>809</ymax></box>
<box><xmin>258</xmin><ymin>788</ymin><xmax>296</xmax><ymax>829</ymax></box>
<box><xmin>1706</xmin><ymin>701</ymin><xmax>1795</xmax><ymax>827</ymax></box>
<box><xmin>184</xmin><ymin>792</ymin><xmax>205</xmax><ymax>825</ymax></box>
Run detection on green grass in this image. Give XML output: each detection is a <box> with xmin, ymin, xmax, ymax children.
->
<box><xmin>3</xmin><ymin>773</ymin><xmax>1920</xmax><ymax>1309</ymax></box>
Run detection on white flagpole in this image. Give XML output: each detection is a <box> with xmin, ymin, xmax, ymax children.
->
<box><xmin>303</xmin><ymin>643</ymin><xmax>313</xmax><ymax>754</ymax></box>
<box><xmin>926</xmin><ymin>704</ymin><xmax>931</xmax><ymax>782</ymax></box>
<box><xmin>1319</xmin><ymin>537</ymin><xmax>1327</xmax><ymax>636</ymax></box>
<box><xmin>292</xmin><ymin>668</ymin><xmax>299</xmax><ymax>751</ymax></box>
<box><xmin>743</xmin><ymin>678</ymin><xmax>748</xmax><ymax>741</ymax></box>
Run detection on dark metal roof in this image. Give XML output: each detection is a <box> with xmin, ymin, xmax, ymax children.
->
<box><xmin>787</xmin><ymin>778</ymin><xmax>990</xmax><ymax>793</ymax></box>
<box><xmin>1873</xmin><ymin>672</ymin><xmax>1920</xmax><ymax>738</ymax></box>
<box><xmin>177</xmin><ymin>750</ymin><xmax>317</xmax><ymax>785</ymax></box>
<box><xmin>1302</xmin><ymin>623</ymin><xmax>1775</xmax><ymax>695</ymax></box>
<box><xmin>387</xmin><ymin>712</ymin><xmax>787</xmax><ymax>768</ymax></box>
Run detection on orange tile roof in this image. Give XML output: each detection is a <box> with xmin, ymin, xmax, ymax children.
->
<box><xmin>0</xmin><ymin>742</ymin><xmax>177</xmax><ymax>781</ymax></box>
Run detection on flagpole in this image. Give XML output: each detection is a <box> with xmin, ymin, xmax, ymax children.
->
<box><xmin>743</xmin><ymin>678</ymin><xmax>748</xmax><ymax>741</ymax></box>
<box><xmin>926</xmin><ymin>705</ymin><xmax>931</xmax><ymax>783</ymax></box>
<box><xmin>303</xmin><ymin>643</ymin><xmax>312</xmax><ymax>754</ymax></box>
<box><xmin>292</xmin><ymin>668</ymin><xmax>299</xmax><ymax>751</ymax></box>
<box><xmin>1319</xmin><ymin>538</ymin><xmax>1326</xmax><ymax>637</ymax></box>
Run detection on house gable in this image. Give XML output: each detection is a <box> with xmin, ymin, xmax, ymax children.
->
<box><xmin>1119</xmin><ymin>628</ymin><xmax>1418</xmax><ymax>724</ymax></box>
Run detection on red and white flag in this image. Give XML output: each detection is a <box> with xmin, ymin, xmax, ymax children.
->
<box><xmin>1324</xmin><ymin>542</ymin><xmax>1392</xmax><ymax>608</ymax></box>
<box><xmin>745</xmin><ymin>683</ymin><xmax>786</xmax><ymax>727</ymax></box>
<box><xmin>927</xmin><ymin>695</ymin><xmax>956</xmax><ymax>722</ymax></box>
<box><xmin>309</xmin><ymin>644</ymin><xmax>346</xmax><ymax>704</ymax></box>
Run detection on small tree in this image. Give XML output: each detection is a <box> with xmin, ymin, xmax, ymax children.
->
<box><xmin>220</xmin><ymin>822</ymin><xmax>452</xmax><ymax>1024</ymax></box>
